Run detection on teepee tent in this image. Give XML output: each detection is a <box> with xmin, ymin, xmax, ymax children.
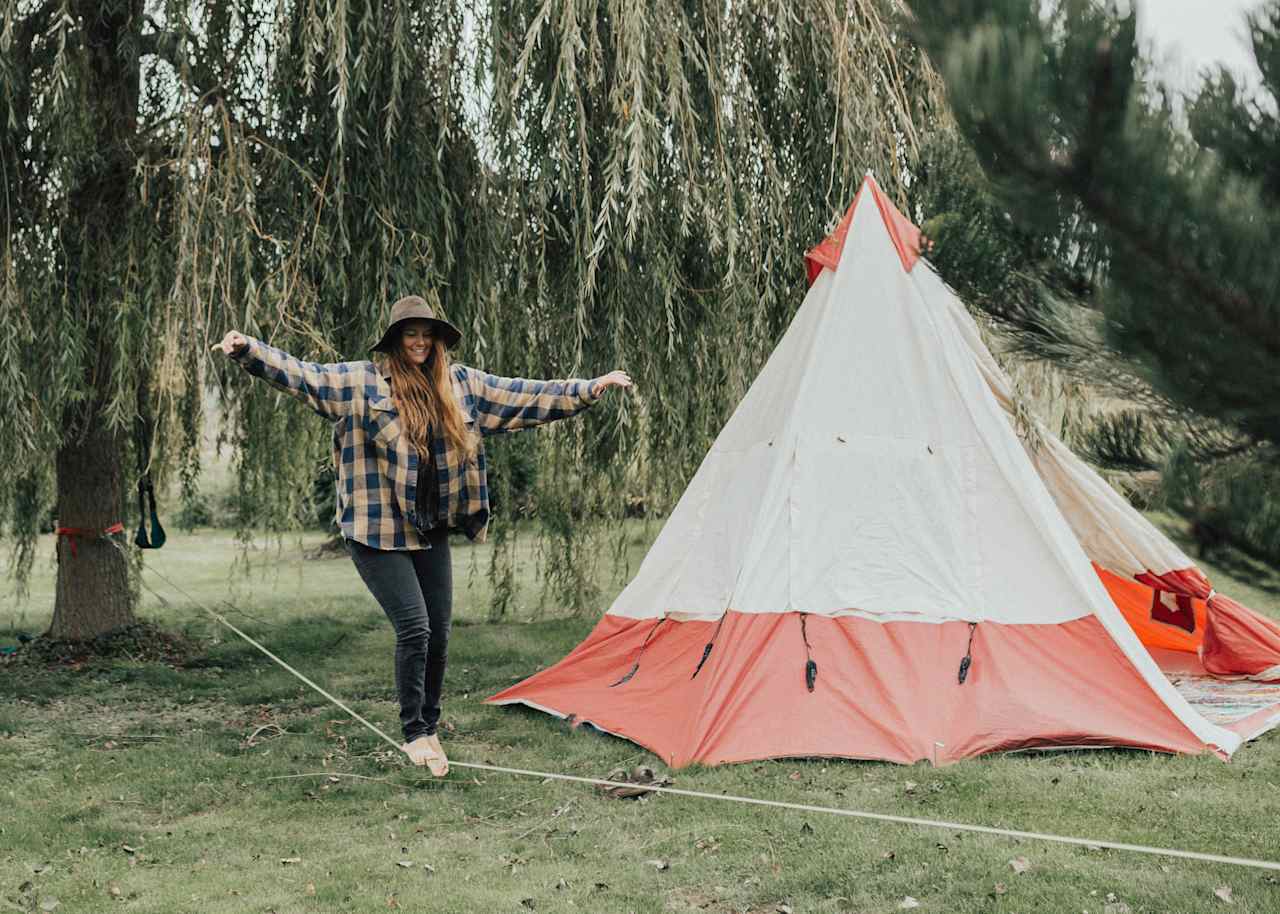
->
<box><xmin>488</xmin><ymin>175</ymin><xmax>1280</xmax><ymax>767</ymax></box>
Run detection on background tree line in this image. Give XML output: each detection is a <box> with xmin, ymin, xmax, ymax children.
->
<box><xmin>3</xmin><ymin>0</ymin><xmax>1277</xmax><ymax>642</ymax></box>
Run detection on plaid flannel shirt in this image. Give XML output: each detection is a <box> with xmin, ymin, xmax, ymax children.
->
<box><xmin>232</xmin><ymin>336</ymin><xmax>600</xmax><ymax>549</ymax></box>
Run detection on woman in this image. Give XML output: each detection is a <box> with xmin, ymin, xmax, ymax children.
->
<box><xmin>217</xmin><ymin>295</ymin><xmax>632</xmax><ymax>776</ymax></box>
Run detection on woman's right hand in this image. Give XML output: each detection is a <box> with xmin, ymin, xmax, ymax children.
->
<box><xmin>215</xmin><ymin>330</ymin><xmax>248</xmax><ymax>356</ymax></box>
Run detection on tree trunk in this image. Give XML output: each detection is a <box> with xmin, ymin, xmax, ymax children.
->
<box><xmin>46</xmin><ymin>0</ymin><xmax>144</xmax><ymax>641</ymax></box>
<box><xmin>49</xmin><ymin>413</ymin><xmax>134</xmax><ymax>640</ymax></box>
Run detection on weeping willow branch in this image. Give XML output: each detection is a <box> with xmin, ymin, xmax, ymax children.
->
<box><xmin>3</xmin><ymin>0</ymin><xmax>953</xmax><ymax>617</ymax></box>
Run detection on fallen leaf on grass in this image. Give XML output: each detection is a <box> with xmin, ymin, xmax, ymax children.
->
<box><xmin>107</xmin><ymin>883</ymin><xmax>122</xmax><ymax>899</ymax></box>
<box><xmin>1009</xmin><ymin>856</ymin><xmax>1031</xmax><ymax>875</ymax></box>
<box><xmin>304</xmin><ymin>884</ymin><xmax>316</xmax><ymax>897</ymax></box>
<box><xmin>1214</xmin><ymin>886</ymin><xmax>1235</xmax><ymax>904</ymax></box>
<box><xmin>993</xmin><ymin>883</ymin><xmax>1007</xmax><ymax>896</ymax></box>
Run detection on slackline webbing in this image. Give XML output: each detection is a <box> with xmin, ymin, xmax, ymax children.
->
<box><xmin>132</xmin><ymin>557</ymin><xmax>1280</xmax><ymax>873</ymax></box>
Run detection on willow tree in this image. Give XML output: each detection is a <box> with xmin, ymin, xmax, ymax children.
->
<box><xmin>1</xmin><ymin>0</ymin><xmax>946</xmax><ymax>640</ymax></box>
<box><xmin>479</xmin><ymin>0</ymin><xmax>950</xmax><ymax>610</ymax></box>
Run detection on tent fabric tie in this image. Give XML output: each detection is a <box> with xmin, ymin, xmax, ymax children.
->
<box><xmin>958</xmin><ymin>622</ymin><xmax>977</xmax><ymax>685</ymax></box>
<box><xmin>55</xmin><ymin>522</ymin><xmax>125</xmax><ymax>558</ymax></box>
<box><xmin>691</xmin><ymin>613</ymin><xmax>728</xmax><ymax>680</ymax></box>
<box><xmin>111</xmin><ymin>546</ymin><xmax>1280</xmax><ymax>875</ymax></box>
<box><xmin>800</xmin><ymin>613</ymin><xmax>818</xmax><ymax>692</ymax></box>
<box><xmin>608</xmin><ymin>617</ymin><xmax>665</xmax><ymax>687</ymax></box>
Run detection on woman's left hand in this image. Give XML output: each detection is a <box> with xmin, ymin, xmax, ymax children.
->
<box><xmin>591</xmin><ymin>370</ymin><xmax>633</xmax><ymax>398</ymax></box>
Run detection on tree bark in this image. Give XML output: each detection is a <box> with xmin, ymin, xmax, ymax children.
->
<box><xmin>49</xmin><ymin>412</ymin><xmax>134</xmax><ymax>640</ymax></box>
<box><xmin>47</xmin><ymin>0</ymin><xmax>144</xmax><ymax>641</ymax></box>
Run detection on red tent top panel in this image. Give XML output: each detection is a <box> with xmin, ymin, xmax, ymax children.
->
<box><xmin>804</xmin><ymin>176</ymin><xmax>922</xmax><ymax>286</ymax></box>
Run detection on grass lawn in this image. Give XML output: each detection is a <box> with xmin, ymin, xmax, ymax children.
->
<box><xmin>2</xmin><ymin>519</ymin><xmax>1279</xmax><ymax>914</ymax></box>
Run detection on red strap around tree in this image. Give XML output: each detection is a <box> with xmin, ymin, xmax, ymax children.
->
<box><xmin>55</xmin><ymin>522</ymin><xmax>125</xmax><ymax>558</ymax></box>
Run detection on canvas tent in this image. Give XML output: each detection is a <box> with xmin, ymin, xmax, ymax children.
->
<box><xmin>488</xmin><ymin>175</ymin><xmax>1280</xmax><ymax>767</ymax></box>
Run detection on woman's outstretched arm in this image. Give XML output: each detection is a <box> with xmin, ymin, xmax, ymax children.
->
<box><xmin>463</xmin><ymin>366</ymin><xmax>632</xmax><ymax>434</ymax></box>
<box><xmin>216</xmin><ymin>330</ymin><xmax>367</xmax><ymax>420</ymax></box>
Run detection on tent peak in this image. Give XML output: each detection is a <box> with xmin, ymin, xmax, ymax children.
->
<box><xmin>804</xmin><ymin>176</ymin><xmax>922</xmax><ymax>286</ymax></box>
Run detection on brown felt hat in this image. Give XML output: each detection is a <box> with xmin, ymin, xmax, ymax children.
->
<box><xmin>370</xmin><ymin>295</ymin><xmax>463</xmax><ymax>353</ymax></box>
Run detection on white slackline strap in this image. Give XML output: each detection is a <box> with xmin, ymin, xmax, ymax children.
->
<box><xmin>454</xmin><ymin>761</ymin><xmax>1280</xmax><ymax>872</ymax></box>
<box><xmin>138</xmin><ymin>561</ymin><xmax>1280</xmax><ymax>873</ymax></box>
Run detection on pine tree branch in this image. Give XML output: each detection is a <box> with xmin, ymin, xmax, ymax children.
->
<box><xmin>1071</xmin><ymin>181</ymin><xmax>1280</xmax><ymax>361</ymax></box>
<box><xmin>973</xmin><ymin>119</ymin><xmax>1280</xmax><ymax>363</ymax></box>
<box><xmin>913</xmin><ymin>0</ymin><xmax>1280</xmax><ymax>450</ymax></box>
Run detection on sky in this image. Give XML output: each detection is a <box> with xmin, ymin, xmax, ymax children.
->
<box><xmin>1137</xmin><ymin>0</ymin><xmax>1265</xmax><ymax>91</ymax></box>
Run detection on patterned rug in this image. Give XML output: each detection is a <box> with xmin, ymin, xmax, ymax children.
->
<box><xmin>1167</xmin><ymin>673</ymin><xmax>1280</xmax><ymax>726</ymax></box>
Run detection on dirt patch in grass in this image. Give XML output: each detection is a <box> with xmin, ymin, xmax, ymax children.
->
<box><xmin>8</xmin><ymin>622</ymin><xmax>198</xmax><ymax>669</ymax></box>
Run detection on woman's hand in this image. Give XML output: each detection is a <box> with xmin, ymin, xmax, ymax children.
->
<box><xmin>213</xmin><ymin>330</ymin><xmax>248</xmax><ymax>356</ymax></box>
<box><xmin>591</xmin><ymin>370</ymin><xmax>633</xmax><ymax>398</ymax></box>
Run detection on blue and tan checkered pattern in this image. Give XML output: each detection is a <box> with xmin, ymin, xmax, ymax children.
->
<box><xmin>232</xmin><ymin>337</ymin><xmax>599</xmax><ymax>549</ymax></box>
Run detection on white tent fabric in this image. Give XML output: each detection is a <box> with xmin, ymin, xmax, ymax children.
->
<box><xmin>928</xmin><ymin>270</ymin><xmax>1195</xmax><ymax>579</ymax></box>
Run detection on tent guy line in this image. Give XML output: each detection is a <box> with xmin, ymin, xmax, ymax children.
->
<box><xmin>131</xmin><ymin>554</ymin><xmax>1280</xmax><ymax>874</ymax></box>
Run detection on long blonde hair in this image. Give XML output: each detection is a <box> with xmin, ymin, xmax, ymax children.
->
<box><xmin>385</xmin><ymin>336</ymin><xmax>475</xmax><ymax>460</ymax></box>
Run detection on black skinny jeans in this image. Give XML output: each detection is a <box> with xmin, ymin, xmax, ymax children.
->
<box><xmin>346</xmin><ymin>528</ymin><xmax>452</xmax><ymax>742</ymax></box>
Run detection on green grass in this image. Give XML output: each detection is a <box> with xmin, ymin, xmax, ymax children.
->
<box><xmin>2</xmin><ymin>521</ymin><xmax>1279</xmax><ymax>914</ymax></box>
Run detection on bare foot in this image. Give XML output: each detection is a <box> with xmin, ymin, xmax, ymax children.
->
<box><xmin>424</xmin><ymin>733</ymin><xmax>449</xmax><ymax>777</ymax></box>
<box><xmin>401</xmin><ymin>736</ymin><xmax>446</xmax><ymax>776</ymax></box>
